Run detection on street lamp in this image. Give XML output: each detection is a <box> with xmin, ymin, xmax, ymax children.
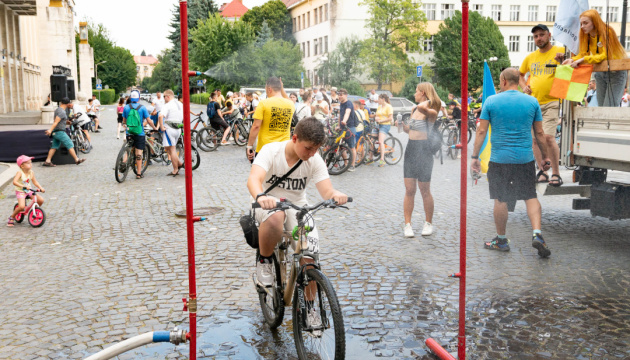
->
<box><xmin>95</xmin><ymin>60</ymin><xmax>107</xmax><ymax>102</ymax></box>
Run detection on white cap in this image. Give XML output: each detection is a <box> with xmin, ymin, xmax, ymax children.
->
<box><xmin>130</xmin><ymin>90</ymin><xmax>140</xmax><ymax>101</ymax></box>
<box><xmin>315</xmin><ymin>92</ymin><xmax>324</xmax><ymax>101</ymax></box>
<box><xmin>227</xmin><ymin>91</ymin><xmax>233</xmax><ymax>97</ymax></box>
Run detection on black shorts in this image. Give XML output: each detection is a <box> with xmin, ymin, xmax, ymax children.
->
<box><xmin>403</xmin><ymin>140</ymin><xmax>434</xmax><ymax>182</ymax></box>
<box><xmin>117</xmin><ymin>113</ymin><xmax>123</xmax><ymax>123</ymax></box>
<box><xmin>211</xmin><ymin>117</ymin><xmax>229</xmax><ymax>131</ymax></box>
<box><xmin>126</xmin><ymin>134</ymin><xmax>146</xmax><ymax>151</ymax></box>
<box><xmin>487</xmin><ymin>161</ymin><xmax>537</xmax><ymax>203</ymax></box>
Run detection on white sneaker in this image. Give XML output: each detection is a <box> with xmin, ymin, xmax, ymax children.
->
<box><xmin>421</xmin><ymin>221</ymin><xmax>433</xmax><ymax>236</ymax></box>
<box><xmin>256</xmin><ymin>261</ymin><xmax>274</xmax><ymax>287</ymax></box>
<box><xmin>307</xmin><ymin>308</ymin><xmax>323</xmax><ymax>337</ymax></box>
<box><xmin>404</xmin><ymin>223</ymin><xmax>414</xmax><ymax>238</ymax></box>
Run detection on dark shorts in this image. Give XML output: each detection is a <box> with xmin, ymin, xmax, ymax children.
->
<box><xmin>345</xmin><ymin>127</ymin><xmax>357</xmax><ymax>148</ymax></box>
<box><xmin>117</xmin><ymin>113</ymin><xmax>123</xmax><ymax>123</ymax></box>
<box><xmin>211</xmin><ymin>117</ymin><xmax>229</xmax><ymax>131</ymax></box>
<box><xmin>487</xmin><ymin>161</ymin><xmax>537</xmax><ymax>203</ymax></box>
<box><xmin>126</xmin><ymin>134</ymin><xmax>146</xmax><ymax>151</ymax></box>
<box><xmin>403</xmin><ymin>140</ymin><xmax>434</xmax><ymax>182</ymax></box>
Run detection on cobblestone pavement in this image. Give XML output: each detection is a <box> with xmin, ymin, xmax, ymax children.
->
<box><xmin>1</xmin><ymin>104</ymin><xmax>629</xmax><ymax>359</ymax></box>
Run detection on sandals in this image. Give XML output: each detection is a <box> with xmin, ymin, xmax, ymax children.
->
<box><xmin>42</xmin><ymin>162</ymin><xmax>56</xmax><ymax>167</ymax></box>
<box><xmin>75</xmin><ymin>158</ymin><xmax>86</xmax><ymax>165</ymax></box>
<box><xmin>549</xmin><ymin>174</ymin><xmax>563</xmax><ymax>187</ymax></box>
<box><xmin>7</xmin><ymin>217</ymin><xmax>15</xmax><ymax>227</ymax></box>
<box><xmin>536</xmin><ymin>170</ymin><xmax>549</xmax><ymax>183</ymax></box>
<box><xmin>166</xmin><ymin>172</ymin><xmax>179</xmax><ymax>177</ymax></box>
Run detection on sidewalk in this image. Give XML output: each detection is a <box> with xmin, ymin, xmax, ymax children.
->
<box><xmin>0</xmin><ymin>162</ymin><xmax>17</xmax><ymax>190</ymax></box>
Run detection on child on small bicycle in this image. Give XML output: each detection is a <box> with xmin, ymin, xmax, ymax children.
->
<box><xmin>7</xmin><ymin>155</ymin><xmax>45</xmax><ymax>227</ymax></box>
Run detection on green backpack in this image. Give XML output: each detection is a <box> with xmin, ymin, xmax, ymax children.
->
<box><xmin>126</xmin><ymin>104</ymin><xmax>144</xmax><ymax>135</ymax></box>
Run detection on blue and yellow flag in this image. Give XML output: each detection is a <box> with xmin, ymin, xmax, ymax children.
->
<box><xmin>478</xmin><ymin>61</ymin><xmax>496</xmax><ymax>173</ymax></box>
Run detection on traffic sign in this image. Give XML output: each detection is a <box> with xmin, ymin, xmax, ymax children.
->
<box><xmin>197</xmin><ymin>80</ymin><xmax>204</xmax><ymax>87</ymax></box>
<box><xmin>96</xmin><ymin>84</ymin><xmax>103</xmax><ymax>90</ymax></box>
<box><xmin>416</xmin><ymin>65</ymin><xmax>423</xmax><ymax>78</ymax></box>
<box><xmin>96</xmin><ymin>78</ymin><xmax>102</xmax><ymax>85</ymax></box>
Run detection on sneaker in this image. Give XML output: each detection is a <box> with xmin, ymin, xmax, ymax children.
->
<box><xmin>7</xmin><ymin>217</ymin><xmax>15</xmax><ymax>227</ymax></box>
<box><xmin>421</xmin><ymin>222</ymin><xmax>433</xmax><ymax>236</ymax></box>
<box><xmin>378</xmin><ymin>160</ymin><xmax>386</xmax><ymax>167</ymax></box>
<box><xmin>348</xmin><ymin>167</ymin><xmax>356</xmax><ymax>172</ymax></box>
<box><xmin>484</xmin><ymin>237</ymin><xmax>510</xmax><ymax>251</ymax></box>
<box><xmin>256</xmin><ymin>260</ymin><xmax>274</xmax><ymax>287</ymax></box>
<box><xmin>532</xmin><ymin>233</ymin><xmax>551</xmax><ymax>258</ymax></box>
<box><xmin>404</xmin><ymin>223</ymin><xmax>414</xmax><ymax>238</ymax></box>
<box><xmin>307</xmin><ymin>308</ymin><xmax>323</xmax><ymax>337</ymax></box>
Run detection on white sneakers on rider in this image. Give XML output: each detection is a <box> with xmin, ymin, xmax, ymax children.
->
<box><xmin>256</xmin><ymin>260</ymin><xmax>274</xmax><ymax>287</ymax></box>
<box><xmin>404</xmin><ymin>222</ymin><xmax>433</xmax><ymax>237</ymax></box>
<box><xmin>307</xmin><ymin>308</ymin><xmax>323</xmax><ymax>337</ymax></box>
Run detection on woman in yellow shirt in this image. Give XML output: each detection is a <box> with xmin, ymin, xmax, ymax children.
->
<box><xmin>562</xmin><ymin>9</ymin><xmax>627</xmax><ymax>107</ymax></box>
<box><xmin>374</xmin><ymin>94</ymin><xmax>394</xmax><ymax>167</ymax></box>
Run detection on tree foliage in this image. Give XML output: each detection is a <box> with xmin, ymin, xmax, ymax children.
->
<box><xmin>359</xmin><ymin>0</ymin><xmax>428</xmax><ymax>89</ymax></box>
<box><xmin>240</xmin><ymin>0</ymin><xmax>293</xmax><ymax>42</ymax></box>
<box><xmin>146</xmin><ymin>49</ymin><xmax>181</xmax><ymax>93</ymax></box>
<box><xmin>140</xmin><ymin>49</ymin><xmax>146</xmax><ymax>56</ymax></box>
<box><xmin>168</xmin><ymin>0</ymin><xmax>219</xmax><ymax>49</ymax></box>
<box><xmin>432</xmin><ymin>11</ymin><xmax>509</xmax><ymax>93</ymax></box>
<box><xmin>317</xmin><ymin>36</ymin><xmax>364</xmax><ymax>86</ymax></box>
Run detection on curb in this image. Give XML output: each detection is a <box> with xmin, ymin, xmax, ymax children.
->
<box><xmin>0</xmin><ymin>162</ymin><xmax>18</xmax><ymax>191</ymax></box>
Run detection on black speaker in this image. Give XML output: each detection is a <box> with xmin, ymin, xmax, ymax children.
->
<box><xmin>50</xmin><ymin>74</ymin><xmax>67</xmax><ymax>102</ymax></box>
<box><xmin>66</xmin><ymin>78</ymin><xmax>76</xmax><ymax>100</ymax></box>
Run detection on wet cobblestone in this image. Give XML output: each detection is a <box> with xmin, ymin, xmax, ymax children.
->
<box><xmin>0</xmin><ymin>104</ymin><xmax>629</xmax><ymax>359</ymax></box>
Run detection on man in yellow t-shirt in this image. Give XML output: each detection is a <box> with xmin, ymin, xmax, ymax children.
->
<box><xmin>246</xmin><ymin>77</ymin><xmax>294</xmax><ymax>161</ymax></box>
<box><xmin>519</xmin><ymin>24</ymin><xmax>564</xmax><ymax>186</ymax></box>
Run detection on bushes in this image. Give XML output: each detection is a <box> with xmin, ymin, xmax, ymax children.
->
<box><xmin>92</xmin><ymin>89</ymin><xmax>116</xmax><ymax>104</ymax></box>
<box><xmin>338</xmin><ymin>80</ymin><xmax>364</xmax><ymax>96</ymax></box>
<box><xmin>190</xmin><ymin>92</ymin><xmax>210</xmax><ymax>104</ymax></box>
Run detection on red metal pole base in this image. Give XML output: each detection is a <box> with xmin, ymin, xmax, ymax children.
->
<box><xmin>426</xmin><ymin>338</ymin><xmax>456</xmax><ymax>360</ymax></box>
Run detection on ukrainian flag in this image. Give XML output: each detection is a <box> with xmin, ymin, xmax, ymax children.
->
<box><xmin>479</xmin><ymin>61</ymin><xmax>496</xmax><ymax>173</ymax></box>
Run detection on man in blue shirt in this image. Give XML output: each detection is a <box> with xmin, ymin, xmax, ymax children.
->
<box><xmin>123</xmin><ymin>90</ymin><xmax>156</xmax><ymax>179</ymax></box>
<box><xmin>470</xmin><ymin>68</ymin><xmax>552</xmax><ymax>258</ymax></box>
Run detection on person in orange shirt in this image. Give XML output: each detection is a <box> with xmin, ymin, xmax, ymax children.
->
<box><xmin>561</xmin><ymin>9</ymin><xmax>627</xmax><ymax>107</ymax></box>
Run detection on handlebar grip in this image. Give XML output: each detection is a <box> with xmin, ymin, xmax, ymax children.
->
<box><xmin>252</xmin><ymin>203</ymin><xmax>261</xmax><ymax>209</ymax></box>
<box><xmin>347</xmin><ymin>197</ymin><xmax>353</xmax><ymax>203</ymax></box>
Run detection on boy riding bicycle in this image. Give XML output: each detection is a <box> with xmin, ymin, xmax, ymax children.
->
<box><xmin>7</xmin><ymin>155</ymin><xmax>45</xmax><ymax>227</ymax></box>
<box><xmin>247</xmin><ymin>117</ymin><xmax>349</xmax><ymax>287</ymax></box>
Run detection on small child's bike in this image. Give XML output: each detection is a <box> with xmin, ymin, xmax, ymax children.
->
<box><xmin>13</xmin><ymin>188</ymin><xmax>46</xmax><ymax>227</ymax></box>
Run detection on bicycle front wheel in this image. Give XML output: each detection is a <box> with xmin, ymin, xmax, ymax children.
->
<box><xmin>257</xmin><ymin>252</ymin><xmax>285</xmax><ymax>329</ymax></box>
<box><xmin>355</xmin><ymin>136</ymin><xmax>367</xmax><ymax>166</ymax></box>
<box><xmin>191</xmin><ymin>145</ymin><xmax>201</xmax><ymax>170</ymax></box>
<box><xmin>198</xmin><ymin>127</ymin><xmax>220</xmax><ymax>152</ymax></box>
<box><xmin>234</xmin><ymin>122</ymin><xmax>248</xmax><ymax>146</ymax></box>
<box><xmin>383</xmin><ymin>137</ymin><xmax>403</xmax><ymax>165</ymax></box>
<box><xmin>447</xmin><ymin>130</ymin><xmax>459</xmax><ymax>160</ymax></box>
<box><xmin>114</xmin><ymin>145</ymin><xmax>130</xmax><ymax>183</ymax></box>
<box><xmin>323</xmin><ymin>144</ymin><xmax>351</xmax><ymax>175</ymax></box>
<box><xmin>293</xmin><ymin>268</ymin><xmax>345</xmax><ymax>360</ymax></box>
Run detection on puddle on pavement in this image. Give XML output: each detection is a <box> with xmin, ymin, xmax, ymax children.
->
<box><xmin>127</xmin><ymin>311</ymin><xmax>378</xmax><ymax>359</ymax></box>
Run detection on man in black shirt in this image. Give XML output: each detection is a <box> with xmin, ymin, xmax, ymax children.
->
<box><xmin>338</xmin><ymin>88</ymin><xmax>358</xmax><ymax>172</ymax></box>
<box><xmin>448</xmin><ymin>101</ymin><xmax>461</xmax><ymax>120</ymax></box>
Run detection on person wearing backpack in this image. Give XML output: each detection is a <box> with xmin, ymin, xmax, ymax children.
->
<box><xmin>123</xmin><ymin>90</ymin><xmax>156</xmax><ymax>179</ymax></box>
<box><xmin>207</xmin><ymin>92</ymin><xmax>231</xmax><ymax>145</ymax></box>
<box><xmin>398</xmin><ymin>82</ymin><xmax>442</xmax><ymax>238</ymax></box>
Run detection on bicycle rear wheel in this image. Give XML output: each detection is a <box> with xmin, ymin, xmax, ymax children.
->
<box><xmin>355</xmin><ymin>136</ymin><xmax>367</xmax><ymax>166</ymax></box>
<box><xmin>257</xmin><ymin>252</ymin><xmax>285</xmax><ymax>329</ymax></box>
<box><xmin>114</xmin><ymin>145</ymin><xmax>130</xmax><ymax>183</ymax></box>
<box><xmin>234</xmin><ymin>122</ymin><xmax>248</xmax><ymax>146</ymax></box>
<box><xmin>383</xmin><ymin>136</ymin><xmax>403</xmax><ymax>165</ymax></box>
<box><xmin>198</xmin><ymin>127</ymin><xmax>220</xmax><ymax>152</ymax></box>
<box><xmin>293</xmin><ymin>268</ymin><xmax>345</xmax><ymax>360</ymax></box>
<box><xmin>191</xmin><ymin>145</ymin><xmax>201</xmax><ymax>170</ymax></box>
<box><xmin>447</xmin><ymin>130</ymin><xmax>459</xmax><ymax>160</ymax></box>
<box><xmin>323</xmin><ymin>144</ymin><xmax>352</xmax><ymax>175</ymax></box>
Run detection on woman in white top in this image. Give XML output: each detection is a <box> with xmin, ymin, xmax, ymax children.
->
<box><xmin>311</xmin><ymin>92</ymin><xmax>329</xmax><ymax>122</ymax></box>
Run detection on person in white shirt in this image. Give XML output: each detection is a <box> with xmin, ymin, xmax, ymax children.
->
<box><xmin>369</xmin><ymin>89</ymin><xmax>379</xmax><ymax>111</ymax></box>
<box><xmin>158</xmin><ymin>89</ymin><xmax>184</xmax><ymax>176</ymax></box>
<box><xmin>86</xmin><ymin>98</ymin><xmax>101</xmax><ymax>133</ymax></box>
<box><xmin>152</xmin><ymin>91</ymin><xmax>166</xmax><ymax>117</ymax></box>
<box><xmin>91</xmin><ymin>95</ymin><xmax>102</xmax><ymax>130</ymax></box>
<box><xmin>621</xmin><ymin>87</ymin><xmax>629</xmax><ymax>107</ymax></box>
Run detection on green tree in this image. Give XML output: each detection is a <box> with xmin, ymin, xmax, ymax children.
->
<box><xmin>190</xmin><ymin>13</ymin><xmax>255</xmax><ymax>72</ymax></box>
<box><xmin>140</xmin><ymin>49</ymin><xmax>146</xmax><ymax>56</ymax></box>
<box><xmin>432</xmin><ymin>10</ymin><xmax>509</xmax><ymax>93</ymax></box>
<box><xmin>339</xmin><ymin>80</ymin><xmax>364</xmax><ymax>96</ymax></box>
<box><xmin>148</xmin><ymin>49</ymin><xmax>181</xmax><ymax>93</ymax></box>
<box><xmin>241</xmin><ymin>0</ymin><xmax>293</xmax><ymax>42</ymax></box>
<box><xmin>398</xmin><ymin>67</ymin><xmax>435</xmax><ymax>100</ymax></box>
<box><xmin>360</xmin><ymin>0</ymin><xmax>427</xmax><ymax>89</ymax></box>
<box><xmin>168</xmin><ymin>0</ymin><xmax>219</xmax><ymax>49</ymax></box>
<box><xmin>317</xmin><ymin>36</ymin><xmax>363</xmax><ymax>86</ymax></box>
<box><xmin>255</xmin><ymin>21</ymin><xmax>273</xmax><ymax>47</ymax></box>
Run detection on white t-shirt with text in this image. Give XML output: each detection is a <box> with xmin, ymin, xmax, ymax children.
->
<box><xmin>253</xmin><ymin>141</ymin><xmax>329</xmax><ymax>206</ymax></box>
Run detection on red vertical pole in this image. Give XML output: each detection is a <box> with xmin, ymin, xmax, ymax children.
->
<box><xmin>179</xmin><ymin>1</ymin><xmax>197</xmax><ymax>359</ymax></box>
<box><xmin>459</xmin><ymin>0</ymin><xmax>469</xmax><ymax>359</ymax></box>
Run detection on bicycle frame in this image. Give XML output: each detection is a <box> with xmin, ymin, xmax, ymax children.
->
<box><xmin>277</xmin><ymin>229</ymin><xmax>320</xmax><ymax>306</ymax></box>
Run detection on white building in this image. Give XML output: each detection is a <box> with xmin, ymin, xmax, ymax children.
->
<box><xmin>286</xmin><ymin>0</ymin><xmax>630</xmax><ymax>89</ymax></box>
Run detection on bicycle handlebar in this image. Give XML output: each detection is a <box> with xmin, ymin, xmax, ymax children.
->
<box><xmin>22</xmin><ymin>187</ymin><xmax>42</xmax><ymax>192</ymax></box>
<box><xmin>252</xmin><ymin>197</ymin><xmax>353</xmax><ymax>210</ymax></box>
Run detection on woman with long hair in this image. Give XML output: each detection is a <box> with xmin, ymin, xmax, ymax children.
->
<box><xmin>398</xmin><ymin>82</ymin><xmax>442</xmax><ymax>237</ymax></box>
<box><xmin>374</xmin><ymin>94</ymin><xmax>394</xmax><ymax>167</ymax></box>
<box><xmin>116</xmin><ymin>97</ymin><xmax>125</xmax><ymax>139</ymax></box>
<box><xmin>562</xmin><ymin>9</ymin><xmax>627</xmax><ymax>106</ymax></box>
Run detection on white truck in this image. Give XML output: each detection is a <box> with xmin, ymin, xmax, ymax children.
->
<box><xmin>543</xmin><ymin>60</ymin><xmax>630</xmax><ymax>220</ymax></box>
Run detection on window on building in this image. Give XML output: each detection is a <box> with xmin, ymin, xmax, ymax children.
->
<box><xmin>324</xmin><ymin>36</ymin><xmax>328</xmax><ymax>53</ymax></box>
<box><xmin>592</xmin><ymin>7</ymin><xmax>602</xmax><ymax>17</ymax></box>
<box><xmin>509</xmin><ymin>35</ymin><xmax>520</xmax><ymax>52</ymax></box>
<box><xmin>510</xmin><ymin>5</ymin><xmax>520</xmax><ymax>21</ymax></box>
<box><xmin>307</xmin><ymin>41</ymin><xmax>310</xmax><ymax>57</ymax></box>
<box><xmin>607</xmin><ymin>7</ymin><xmax>619</xmax><ymax>22</ymax></box>
<box><xmin>314</xmin><ymin>10</ymin><xmax>318</xmax><ymax>24</ymax></box>
<box><xmin>293</xmin><ymin>18</ymin><xmax>296</xmax><ymax>32</ymax></box>
<box><xmin>314</xmin><ymin>39</ymin><xmax>318</xmax><ymax>55</ymax></box>
<box><xmin>422</xmin><ymin>35</ymin><xmax>434</xmax><ymax>52</ymax></box>
<box><xmin>472</xmin><ymin>4</ymin><xmax>483</xmax><ymax>15</ymax></box>
<box><xmin>325</xmin><ymin>4</ymin><xmax>328</xmax><ymax>20</ymax></box>
<box><xmin>527</xmin><ymin>36</ymin><xmax>535</xmax><ymax>52</ymax></box>
<box><xmin>302</xmin><ymin>14</ymin><xmax>306</xmax><ymax>29</ymax></box>
<box><xmin>441</xmin><ymin>4</ymin><xmax>455</xmax><ymax>19</ymax></box>
<box><xmin>307</xmin><ymin>11</ymin><xmax>311</xmax><ymax>27</ymax></box>
<box><xmin>625</xmin><ymin>36</ymin><xmax>630</xmax><ymax>51</ymax></box>
<box><xmin>528</xmin><ymin>5</ymin><xmax>538</xmax><ymax>22</ymax></box>
<box><xmin>491</xmin><ymin>5</ymin><xmax>501</xmax><ymax>21</ymax></box>
<box><xmin>136</xmin><ymin>66</ymin><xmax>140</xmax><ymax>71</ymax></box>
<box><xmin>319</xmin><ymin>6</ymin><xmax>323</xmax><ymax>23</ymax></box>
<box><xmin>144</xmin><ymin>66</ymin><xmax>148</xmax><ymax>71</ymax></box>
<box><xmin>546</xmin><ymin>6</ymin><xmax>556</xmax><ymax>22</ymax></box>
<box><xmin>302</xmin><ymin>43</ymin><xmax>305</xmax><ymax>57</ymax></box>
<box><xmin>307</xmin><ymin>70</ymin><xmax>311</xmax><ymax>83</ymax></box>
<box><xmin>423</xmin><ymin>3</ymin><xmax>436</xmax><ymax>20</ymax></box>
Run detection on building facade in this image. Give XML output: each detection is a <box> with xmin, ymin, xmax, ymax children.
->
<box><xmin>134</xmin><ymin>55</ymin><xmax>158</xmax><ymax>84</ymax></box>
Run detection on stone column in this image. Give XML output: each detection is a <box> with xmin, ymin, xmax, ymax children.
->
<box><xmin>12</xmin><ymin>13</ymin><xmax>22</xmax><ymax>111</ymax></box>
<box><xmin>4</xmin><ymin>4</ymin><xmax>14</xmax><ymax>113</ymax></box>
<box><xmin>77</xmin><ymin>22</ymin><xmax>94</xmax><ymax>105</ymax></box>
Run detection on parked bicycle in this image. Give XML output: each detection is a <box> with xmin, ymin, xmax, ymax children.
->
<box><xmin>252</xmin><ymin>198</ymin><xmax>351</xmax><ymax>360</ymax></box>
<box><xmin>355</xmin><ymin>120</ymin><xmax>403</xmax><ymax>166</ymax></box>
<box><xmin>68</xmin><ymin>113</ymin><xmax>92</xmax><ymax>154</ymax></box>
<box><xmin>321</xmin><ymin>119</ymin><xmax>353</xmax><ymax>175</ymax></box>
<box><xmin>12</xmin><ymin>188</ymin><xmax>46</xmax><ymax>227</ymax></box>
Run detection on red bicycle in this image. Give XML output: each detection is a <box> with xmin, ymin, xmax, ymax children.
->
<box><xmin>13</xmin><ymin>188</ymin><xmax>46</xmax><ymax>227</ymax></box>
